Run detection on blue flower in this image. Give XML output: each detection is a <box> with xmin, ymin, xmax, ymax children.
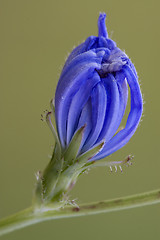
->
<box><xmin>55</xmin><ymin>13</ymin><xmax>143</xmax><ymax>161</ymax></box>
<box><xmin>38</xmin><ymin>13</ymin><xmax>143</xmax><ymax>204</ymax></box>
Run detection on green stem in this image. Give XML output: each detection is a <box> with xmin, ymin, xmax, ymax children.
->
<box><xmin>0</xmin><ymin>189</ymin><xmax>160</xmax><ymax>237</ymax></box>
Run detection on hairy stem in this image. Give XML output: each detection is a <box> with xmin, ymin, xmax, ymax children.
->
<box><xmin>0</xmin><ymin>189</ymin><xmax>160</xmax><ymax>237</ymax></box>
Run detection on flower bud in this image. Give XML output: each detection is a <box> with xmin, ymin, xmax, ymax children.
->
<box><xmin>55</xmin><ymin>13</ymin><xmax>143</xmax><ymax>161</ymax></box>
<box><xmin>35</xmin><ymin>13</ymin><xmax>143</xmax><ymax>208</ymax></box>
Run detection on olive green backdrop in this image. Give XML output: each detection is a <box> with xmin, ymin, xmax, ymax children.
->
<box><xmin>0</xmin><ymin>0</ymin><xmax>160</xmax><ymax>239</ymax></box>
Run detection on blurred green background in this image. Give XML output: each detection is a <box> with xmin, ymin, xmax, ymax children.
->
<box><xmin>0</xmin><ymin>0</ymin><xmax>160</xmax><ymax>239</ymax></box>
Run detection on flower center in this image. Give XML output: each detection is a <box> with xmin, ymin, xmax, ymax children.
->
<box><xmin>97</xmin><ymin>48</ymin><xmax>128</xmax><ymax>78</ymax></box>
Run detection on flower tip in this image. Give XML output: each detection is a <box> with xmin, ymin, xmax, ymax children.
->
<box><xmin>79</xmin><ymin>124</ymin><xmax>87</xmax><ymax>133</ymax></box>
<box><xmin>98</xmin><ymin>12</ymin><xmax>108</xmax><ymax>38</ymax></box>
<box><xmin>99</xmin><ymin>12</ymin><xmax>106</xmax><ymax>20</ymax></box>
<box><xmin>50</xmin><ymin>98</ymin><xmax>55</xmax><ymax>112</ymax></box>
<box><xmin>78</xmin><ymin>124</ymin><xmax>87</xmax><ymax>136</ymax></box>
<box><xmin>100</xmin><ymin>140</ymin><xmax>105</xmax><ymax>148</ymax></box>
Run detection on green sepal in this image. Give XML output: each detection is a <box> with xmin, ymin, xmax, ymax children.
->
<box><xmin>59</xmin><ymin>140</ymin><xmax>105</xmax><ymax>186</ymax></box>
<box><xmin>76</xmin><ymin>140</ymin><xmax>105</xmax><ymax>167</ymax></box>
<box><xmin>41</xmin><ymin>150</ymin><xmax>64</xmax><ymax>203</ymax></box>
<box><xmin>51</xmin><ymin>141</ymin><xmax>105</xmax><ymax>200</ymax></box>
<box><xmin>50</xmin><ymin>98</ymin><xmax>55</xmax><ymax>113</ymax></box>
<box><xmin>63</xmin><ymin>125</ymin><xmax>86</xmax><ymax>169</ymax></box>
<box><xmin>45</xmin><ymin>112</ymin><xmax>61</xmax><ymax>158</ymax></box>
<box><xmin>34</xmin><ymin>119</ymin><xmax>105</xmax><ymax>207</ymax></box>
<box><xmin>32</xmin><ymin>171</ymin><xmax>44</xmax><ymax>207</ymax></box>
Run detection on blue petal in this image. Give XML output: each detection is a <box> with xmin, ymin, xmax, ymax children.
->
<box><xmin>92</xmin><ymin>65</ymin><xmax>143</xmax><ymax>160</ymax></box>
<box><xmin>98</xmin><ymin>13</ymin><xmax>108</xmax><ymax>38</ymax></box>
<box><xmin>55</xmin><ymin>49</ymin><xmax>106</xmax><ymax>148</ymax></box>
<box><xmin>63</xmin><ymin>36</ymin><xmax>98</xmax><ymax>70</ymax></box>
<box><xmin>66</xmin><ymin>71</ymin><xmax>101</xmax><ymax>145</ymax></box>
<box><xmin>77</xmin><ymin>99</ymin><xmax>92</xmax><ymax>151</ymax></box>
<box><xmin>81</xmin><ymin>82</ymin><xmax>107</xmax><ymax>152</ymax></box>
<box><xmin>116</xmin><ymin>71</ymin><xmax>128</xmax><ymax>112</ymax></box>
<box><xmin>96</xmin><ymin>74</ymin><xmax>120</xmax><ymax>143</ymax></box>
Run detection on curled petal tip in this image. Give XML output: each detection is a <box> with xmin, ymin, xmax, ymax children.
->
<box><xmin>98</xmin><ymin>12</ymin><xmax>108</xmax><ymax>38</ymax></box>
<box><xmin>99</xmin><ymin>12</ymin><xmax>107</xmax><ymax>20</ymax></box>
